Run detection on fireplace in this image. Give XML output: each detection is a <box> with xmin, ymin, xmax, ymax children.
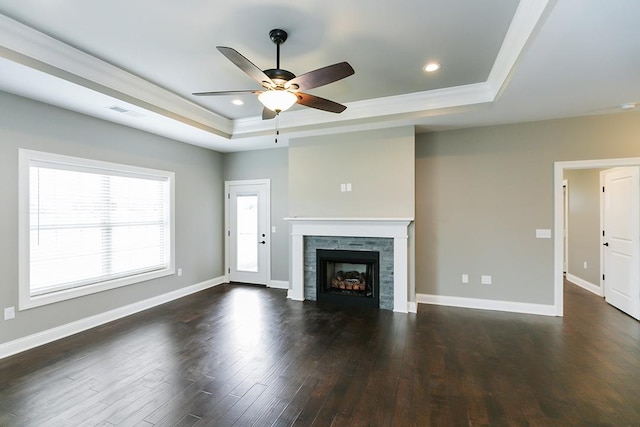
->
<box><xmin>286</xmin><ymin>218</ymin><xmax>413</xmax><ymax>313</ymax></box>
<box><xmin>316</xmin><ymin>249</ymin><xmax>380</xmax><ymax>308</ymax></box>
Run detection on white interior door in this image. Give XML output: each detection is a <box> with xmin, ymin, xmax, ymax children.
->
<box><xmin>227</xmin><ymin>180</ymin><xmax>270</xmax><ymax>285</ymax></box>
<box><xmin>563</xmin><ymin>181</ymin><xmax>568</xmax><ymax>274</ymax></box>
<box><xmin>601</xmin><ymin>167</ymin><xmax>640</xmax><ymax>319</ymax></box>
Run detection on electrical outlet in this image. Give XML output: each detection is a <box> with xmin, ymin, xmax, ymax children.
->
<box><xmin>272</xmin><ymin>226</ymin><xmax>276</xmax><ymax>233</ymax></box>
<box><xmin>4</xmin><ymin>306</ymin><xmax>15</xmax><ymax>320</ymax></box>
<box><xmin>462</xmin><ymin>274</ymin><xmax>469</xmax><ymax>284</ymax></box>
<box><xmin>481</xmin><ymin>275</ymin><xmax>492</xmax><ymax>285</ymax></box>
<box><xmin>583</xmin><ymin>261</ymin><xmax>588</xmax><ymax>269</ymax></box>
<box><xmin>177</xmin><ymin>268</ymin><xmax>183</xmax><ymax>277</ymax></box>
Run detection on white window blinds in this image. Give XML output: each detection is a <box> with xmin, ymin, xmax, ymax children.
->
<box><xmin>28</xmin><ymin>159</ymin><xmax>171</xmax><ymax>296</ymax></box>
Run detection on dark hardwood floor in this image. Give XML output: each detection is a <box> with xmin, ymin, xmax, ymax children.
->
<box><xmin>1</xmin><ymin>281</ymin><xmax>639</xmax><ymax>426</ymax></box>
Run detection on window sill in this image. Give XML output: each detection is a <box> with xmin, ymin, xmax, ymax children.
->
<box><xmin>19</xmin><ymin>267</ymin><xmax>175</xmax><ymax>311</ymax></box>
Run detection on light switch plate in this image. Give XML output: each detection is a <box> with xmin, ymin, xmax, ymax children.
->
<box><xmin>4</xmin><ymin>306</ymin><xmax>15</xmax><ymax>320</ymax></box>
<box><xmin>481</xmin><ymin>275</ymin><xmax>492</xmax><ymax>285</ymax></box>
<box><xmin>340</xmin><ymin>183</ymin><xmax>346</xmax><ymax>192</ymax></box>
<box><xmin>536</xmin><ymin>229</ymin><xmax>552</xmax><ymax>238</ymax></box>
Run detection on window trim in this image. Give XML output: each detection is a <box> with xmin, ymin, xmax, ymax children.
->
<box><xmin>18</xmin><ymin>149</ymin><xmax>175</xmax><ymax>310</ymax></box>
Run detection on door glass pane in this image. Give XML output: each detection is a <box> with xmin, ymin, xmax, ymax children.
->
<box><xmin>236</xmin><ymin>195</ymin><xmax>258</xmax><ymax>272</ymax></box>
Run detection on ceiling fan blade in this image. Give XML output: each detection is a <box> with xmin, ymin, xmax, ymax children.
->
<box><xmin>296</xmin><ymin>93</ymin><xmax>347</xmax><ymax>113</ymax></box>
<box><xmin>262</xmin><ymin>107</ymin><xmax>277</xmax><ymax>120</ymax></box>
<box><xmin>217</xmin><ymin>46</ymin><xmax>275</xmax><ymax>88</ymax></box>
<box><xmin>287</xmin><ymin>62</ymin><xmax>354</xmax><ymax>92</ymax></box>
<box><xmin>192</xmin><ymin>90</ymin><xmax>261</xmax><ymax>96</ymax></box>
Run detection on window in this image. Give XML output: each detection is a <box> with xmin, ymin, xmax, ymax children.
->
<box><xmin>19</xmin><ymin>150</ymin><xmax>174</xmax><ymax>309</ymax></box>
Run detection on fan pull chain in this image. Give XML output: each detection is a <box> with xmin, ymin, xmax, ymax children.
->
<box><xmin>275</xmin><ymin>113</ymin><xmax>280</xmax><ymax>143</ymax></box>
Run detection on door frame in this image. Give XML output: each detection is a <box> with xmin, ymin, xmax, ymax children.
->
<box><xmin>563</xmin><ymin>179</ymin><xmax>569</xmax><ymax>275</ymax></box>
<box><xmin>554</xmin><ymin>157</ymin><xmax>640</xmax><ymax>316</ymax></box>
<box><xmin>225</xmin><ymin>179</ymin><xmax>271</xmax><ymax>285</ymax></box>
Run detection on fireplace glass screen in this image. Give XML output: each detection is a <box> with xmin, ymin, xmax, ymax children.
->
<box><xmin>316</xmin><ymin>249</ymin><xmax>379</xmax><ymax>307</ymax></box>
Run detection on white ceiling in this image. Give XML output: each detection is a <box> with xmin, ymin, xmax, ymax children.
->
<box><xmin>0</xmin><ymin>0</ymin><xmax>638</xmax><ymax>152</ymax></box>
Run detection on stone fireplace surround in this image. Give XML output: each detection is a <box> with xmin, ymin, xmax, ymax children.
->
<box><xmin>285</xmin><ymin>218</ymin><xmax>413</xmax><ymax>313</ymax></box>
<box><xmin>308</xmin><ymin>237</ymin><xmax>390</xmax><ymax>309</ymax></box>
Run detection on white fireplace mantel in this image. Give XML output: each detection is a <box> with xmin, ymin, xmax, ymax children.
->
<box><xmin>285</xmin><ymin>217</ymin><xmax>413</xmax><ymax>313</ymax></box>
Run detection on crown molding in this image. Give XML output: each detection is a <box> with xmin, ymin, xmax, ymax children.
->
<box><xmin>232</xmin><ymin>0</ymin><xmax>550</xmax><ymax>140</ymax></box>
<box><xmin>0</xmin><ymin>13</ymin><xmax>233</xmax><ymax>136</ymax></box>
<box><xmin>0</xmin><ymin>0</ymin><xmax>552</xmax><ymax>149</ymax></box>
<box><xmin>233</xmin><ymin>82</ymin><xmax>495</xmax><ymax>138</ymax></box>
<box><xmin>487</xmin><ymin>0</ymin><xmax>553</xmax><ymax>95</ymax></box>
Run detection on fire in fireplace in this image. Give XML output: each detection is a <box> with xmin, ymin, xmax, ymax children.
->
<box><xmin>316</xmin><ymin>249</ymin><xmax>380</xmax><ymax>307</ymax></box>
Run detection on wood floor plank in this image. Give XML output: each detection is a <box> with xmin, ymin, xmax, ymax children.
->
<box><xmin>0</xmin><ymin>281</ymin><xmax>639</xmax><ymax>426</ymax></box>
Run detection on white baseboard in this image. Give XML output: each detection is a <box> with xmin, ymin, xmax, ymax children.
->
<box><xmin>566</xmin><ymin>273</ymin><xmax>603</xmax><ymax>296</ymax></box>
<box><xmin>268</xmin><ymin>280</ymin><xmax>289</xmax><ymax>290</ymax></box>
<box><xmin>0</xmin><ymin>276</ymin><xmax>226</xmax><ymax>360</ymax></box>
<box><xmin>408</xmin><ymin>301</ymin><xmax>418</xmax><ymax>313</ymax></box>
<box><xmin>286</xmin><ymin>290</ymin><xmax>304</xmax><ymax>301</ymax></box>
<box><xmin>416</xmin><ymin>293</ymin><xmax>557</xmax><ymax>316</ymax></box>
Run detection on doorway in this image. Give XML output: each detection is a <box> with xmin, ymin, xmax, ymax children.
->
<box><xmin>554</xmin><ymin>158</ymin><xmax>640</xmax><ymax>317</ymax></box>
<box><xmin>225</xmin><ymin>180</ymin><xmax>270</xmax><ymax>285</ymax></box>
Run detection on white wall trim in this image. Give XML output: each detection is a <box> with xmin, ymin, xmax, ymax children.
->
<box><xmin>287</xmin><ymin>289</ymin><xmax>302</xmax><ymax>301</ymax></box>
<box><xmin>416</xmin><ymin>293</ymin><xmax>557</xmax><ymax>317</ymax></box>
<box><xmin>0</xmin><ymin>276</ymin><xmax>226</xmax><ymax>360</ymax></box>
<box><xmin>268</xmin><ymin>280</ymin><xmax>289</xmax><ymax>290</ymax></box>
<box><xmin>408</xmin><ymin>302</ymin><xmax>418</xmax><ymax>313</ymax></box>
<box><xmin>565</xmin><ymin>273</ymin><xmax>603</xmax><ymax>296</ymax></box>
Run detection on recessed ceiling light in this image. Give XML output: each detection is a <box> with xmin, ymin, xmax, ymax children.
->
<box><xmin>423</xmin><ymin>62</ymin><xmax>441</xmax><ymax>73</ymax></box>
<box><xmin>232</xmin><ymin>99</ymin><xmax>244</xmax><ymax>106</ymax></box>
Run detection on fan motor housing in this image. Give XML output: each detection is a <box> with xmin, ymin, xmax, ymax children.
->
<box><xmin>264</xmin><ymin>68</ymin><xmax>296</xmax><ymax>83</ymax></box>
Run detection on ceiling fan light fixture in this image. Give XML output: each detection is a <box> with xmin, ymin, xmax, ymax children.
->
<box><xmin>258</xmin><ymin>90</ymin><xmax>297</xmax><ymax>113</ymax></box>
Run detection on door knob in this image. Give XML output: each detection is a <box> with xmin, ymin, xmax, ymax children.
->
<box><xmin>603</xmin><ymin>242</ymin><xmax>609</xmax><ymax>246</ymax></box>
<box><xmin>259</xmin><ymin>240</ymin><xmax>266</xmax><ymax>244</ymax></box>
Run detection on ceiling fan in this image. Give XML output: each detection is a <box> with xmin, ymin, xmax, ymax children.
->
<box><xmin>193</xmin><ymin>29</ymin><xmax>355</xmax><ymax>120</ymax></box>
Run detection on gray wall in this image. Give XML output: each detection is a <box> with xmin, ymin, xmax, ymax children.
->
<box><xmin>415</xmin><ymin>112</ymin><xmax>640</xmax><ymax>305</ymax></box>
<box><xmin>222</xmin><ymin>147</ymin><xmax>289</xmax><ymax>282</ymax></box>
<box><xmin>564</xmin><ymin>169</ymin><xmax>602</xmax><ymax>286</ymax></box>
<box><xmin>289</xmin><ymin>127</ymin><xmax>415</xmax><ymax>218</ymax></box>
<box><xmin>5</xmin><ymin>89</ymin><xmax>638</xmax><ymax>348</ymax></box>
<box><xmin>0</xmin><ymin>91</ymin><xmax>224</xmax><ymax>345</ymax></box>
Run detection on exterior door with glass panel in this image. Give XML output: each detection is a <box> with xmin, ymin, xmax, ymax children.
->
<box><xmin>227</xmin><ymin>181</ymin><xmax>269</xmax><ymax>285</ymax></box>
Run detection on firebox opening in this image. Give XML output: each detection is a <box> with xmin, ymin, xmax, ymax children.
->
<box><xmin>316</xmin><ymin>249</ymin><xmax>380</xmax><ymax>308</ymax></box>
